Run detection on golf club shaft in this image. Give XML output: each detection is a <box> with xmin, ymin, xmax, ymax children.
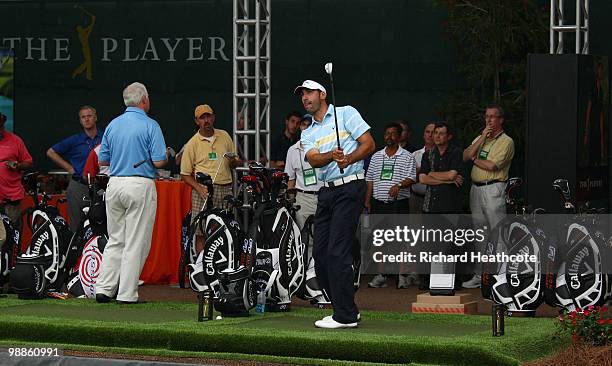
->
<box><xmin>200</xmin><ymin>153</ymin><xmax>233</xmax><ymax>210</ymax></box>
<box><xmin>133</xmin><ymin>159</ymin><xmax>151</xmax><ymax>168</ymax></box>
<box><xmin>328</xmin><ymin>73</ymin><xmax>344</xmax><ymax>174</ymax></box>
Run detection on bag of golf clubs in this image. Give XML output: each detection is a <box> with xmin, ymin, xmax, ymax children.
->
<box><xmin>66</xmin><ymin>174</ymin><xmax>109</xmax><ymax>298</ymax></box>
<box><xmin>481</xmin><ymin>177</ymin><xmax>546</xmax><ymax>315</ymax></box>
<box><xmin>177</xmin><ymin>209</ymin><xmax>192</xmax><ymax>289</ymax></box>
<box><xmin>293</xmin><ymin>215</ymin><xmax>331</xmax><ymax>307</ymax></box>
<box><xmin>187</xmin><ymin>172</ymin><xmax>257</xmax><ymax>316</ymax></box>
<box><xmin>9</xmin><ymin>172</ymin><xmax>75</xmax><ymax>299</ymax></box>
<box><xmin>543</xmin><ymin>179</ymin><xmax>611</xmax><ymax>312</ymax></box>
<box><xmin>243</xmin><ymin>163</ymin><xmax>305</xmax><ymax>312</ymax></box>
<box><xmin>0</xmin><ymin>211</ymin><xmax>20</xmax><ymax>289</ymax></box>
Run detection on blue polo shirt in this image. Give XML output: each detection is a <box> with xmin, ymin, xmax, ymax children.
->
<box><xmin>300</xmin><ymin>104</ymin><xmax>370</xmax><ymax>182</ymax></box>
<box><xmin>52</xmin><ymin>130</ymin><xmax>102</xmax><ymax>177</ymax></box>
<box><xmin>99</xmin><ymin>107</ymin><xmax>167</xmax><ymax>179</ymax></box>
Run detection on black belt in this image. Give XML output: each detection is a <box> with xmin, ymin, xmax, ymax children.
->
<box><xmin>214</xmin><ymin>183</ymin><xmax>232</xmax><ymax>187</ymax></box>
<box><xmin>296</xmin><ymin>189</ymin><xmax>319</xmax><ymax>195</ymax></box>
<box><xmin>374</xmin><ymin>198</ymin><xmax>409</xmax><ymax>204</ymax></box>
<box><xmin>473</xmin><ymin>179</ymin><xmax>504</xmax><ymax>187</ymax></box>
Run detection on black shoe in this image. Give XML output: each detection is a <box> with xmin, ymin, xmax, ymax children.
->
<box><xmin>116</xmin><ymin>300</ymin><xmax>147</xmax><ymax>305</ymax></box>
<box><xmin>96</xmin><ymin>294</ymin><xmax>112</xmax><ymax>303</ymax></box>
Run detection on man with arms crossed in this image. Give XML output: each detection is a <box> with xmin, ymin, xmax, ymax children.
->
<box><xmin>95</xmin><ymin>82</ymin><xmax>167</xmax><ymax>304</ymax></box>
<box><xmin>297</xmin><ymin>80</ymin><xmax>375</xmax><ymax>329</ymax></box>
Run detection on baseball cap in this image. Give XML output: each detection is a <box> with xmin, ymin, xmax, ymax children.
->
<box><xmin>294</xmin><ymin>80</ymin><xmax>326</xmax><ymax>95</ymax></box>
<box><xmin>194</xmin><ymin>104</ymin><xmax>214</xmax><ymax>118</ymax></box>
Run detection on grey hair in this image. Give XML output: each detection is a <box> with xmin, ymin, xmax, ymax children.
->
<box><xmin>123</xmin><ymin>82</ymin><xmax>148</xmax><ymax>107</ymax></box>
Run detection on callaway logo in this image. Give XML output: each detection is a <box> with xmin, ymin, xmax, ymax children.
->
<box><xmin>31</xmin><ymin>231</ymin><xmax>50</xmax><ymax>255</ymax></box>
<box><xmin>570</xmin><ymin>275</ymin><xmax>581</xmax><ymax>290</ymax></box>
<box><xmin>568</xmin><ymin>247</ymin><xmax>589</xmax><ymax>274</ymax></box>
<box><xmin>285</xmin><ymin>230</ymin><xmax>295</xmax><ymax>276</ymax></box>
<box><xmin>204</xmin><ymin>236</ymin><xmax>227</xmax><ymax>276</ymax></box>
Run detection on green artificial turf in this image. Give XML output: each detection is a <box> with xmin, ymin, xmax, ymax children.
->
<box><xmin>0</xmin><ymin>296</ymin><xmax>567</xmax><ymax>366</ymax></box>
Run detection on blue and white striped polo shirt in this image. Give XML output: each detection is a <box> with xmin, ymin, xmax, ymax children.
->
<box><xmin>301</xmin><ymin>104</ymin><xmax>371</xmax><ymax>182</ymax></box>
<box><xmin>365</xmin><ymin>146</ymin><xmax>417</xmax><ymax>202</ymax></box>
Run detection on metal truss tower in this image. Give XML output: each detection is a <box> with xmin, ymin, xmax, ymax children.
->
<box><xmin>550</xmin><ymin>0</ymin><xmax>589</xmax><ymax>54</ymax></box>
<box><xmin>233</xmin><ymin>0</ymin><xmax>271</xmax><ymax>172</ymax></box>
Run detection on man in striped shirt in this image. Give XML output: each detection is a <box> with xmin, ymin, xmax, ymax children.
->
<box><xmin>296</xmin><ymin>80</ymin><xmax>375</xmax><ymax>329</ymax></box>
<box><xmin>365</xmin><ymin>122</ymin><xmax>417</xmax><ymax>289</ymax></box>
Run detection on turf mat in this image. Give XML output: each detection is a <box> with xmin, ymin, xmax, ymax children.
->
<box><xmin>0</xmin><ymin>296</ymin><xmax>566</xmax><ymax>365</ymax></box>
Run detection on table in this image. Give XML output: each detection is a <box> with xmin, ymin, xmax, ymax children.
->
<box><xmin>18</xmin><ymin>180</ymin><xmax>192</xmax><ymax>285</ymax></box>
<box><xmin>141</xmin><ymin>180</ymin><xmax>192</xmax><ymax>284</ymax></box>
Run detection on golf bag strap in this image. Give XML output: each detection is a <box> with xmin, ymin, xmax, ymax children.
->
<box><xmin>264</xmin><ymin>269</ymin><xmax>279</xmax><ymax>295</ymax></box>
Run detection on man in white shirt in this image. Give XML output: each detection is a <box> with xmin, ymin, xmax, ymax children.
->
<box><xmin>285</xmin><ymin>116</ymin><xmax>323</xmax><ymax>231</ymax></box>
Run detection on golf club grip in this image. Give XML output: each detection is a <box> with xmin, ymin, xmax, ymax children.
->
<box><xmin>133</xmin><ymin>159</ymin><xmax>148</xmax><ymax>168</ymax></box>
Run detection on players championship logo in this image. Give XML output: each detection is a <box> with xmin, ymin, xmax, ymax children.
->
<box><xmin>79</xmin><ymin>237</ymin><xmax>103</xmax><ymax>298</ymax></box>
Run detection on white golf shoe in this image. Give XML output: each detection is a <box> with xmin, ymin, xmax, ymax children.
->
<box><xmin>315</xmin><ymin>316</ymin><xmax>358</xmax><ymax>329</ymax></box>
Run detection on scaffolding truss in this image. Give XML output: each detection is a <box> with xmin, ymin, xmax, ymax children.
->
<box><xmin>233</xmin><ymin>0</ymin><xmax>271</xmax><ymax>171</ymax></box>
<box><xmin>550</xmin><ymin>0</ymin><xmax>589</xmax><ymax>54</ymax></box>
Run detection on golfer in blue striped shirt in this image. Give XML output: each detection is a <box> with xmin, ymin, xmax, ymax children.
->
<box><xmin>296</xmin><ymin>80</ymin><xmax>375</xmax><ymax>329</ymax></box>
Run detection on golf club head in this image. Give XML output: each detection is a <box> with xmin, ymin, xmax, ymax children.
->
<box><xmin>224</xmin><ymin>152</ymin><xmax>238</xmax><ymax>159</ymax></box>
<box><xmin>324</xmin><ymin>62</ymin><xmax>333</xmax><ymax>75</ymax></box>
<box><xmin>504</xmin><ymin>177</ymin><xmax>522</xmax><ymax>205</ymax></box>
<box><xmin>167</xmin><ymin>147</ymin><xmax>177</xmax><ymax>158</ymax></box>
<box><xmin>552</xmin><ymin>178</ymin><xmax>571</xmax><ymax>202</ymax></box>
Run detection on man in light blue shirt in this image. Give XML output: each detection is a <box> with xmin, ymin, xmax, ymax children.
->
<box><xmin>296</xmin><ymin>80</ymin><xmax>375</xmax><ymax>328</ymax></box>
<box><xmin>96</xmin><ymin>82</ymin><xmax>167</xmax><ymax>305</ymax></box>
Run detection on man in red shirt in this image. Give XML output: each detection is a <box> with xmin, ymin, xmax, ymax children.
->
<box><xmin>0</xmin><ymin>112</ymin><xmax>33</xmax><ymax>224</ymax></box>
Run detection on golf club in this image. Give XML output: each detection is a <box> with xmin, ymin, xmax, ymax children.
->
<box><xmin>200</xmin><ymin>151</ymin><xmax>238</xmax><ymax>211</ymax></box>
<box><xmin>133</xmin><ymin>147</ymin><xmax>177</xmax><ymax>168</ymax></box>
<box><xmin>324</xmin><ymin>62</ymin><xmax>344</xmax><ymax>174</ymax></box>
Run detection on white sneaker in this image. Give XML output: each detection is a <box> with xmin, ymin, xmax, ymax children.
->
<box><xmin>462</xmin><ymin>274</ymin><xmax>482</xmax><ymax>289</ymax></box>
<box><xmin>322</xmin><ymin>313</ymin><xmax>361</xmax><ymax>322</ymax></box>
<box><xmin>315</xmin><ymin>316</ymin><xmax>358</xmax><ymax>329</ymax></box>
<box><xmin>368</xmin><ymin>274</ymin><xmax>387</xmax><ymax>288</ymax></box>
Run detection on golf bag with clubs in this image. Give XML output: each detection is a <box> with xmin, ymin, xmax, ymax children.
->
<box><xmin>293</xmin><ymin>215</ymin><xmax>331</xmax><ymax>306</ymax></box>
<box><xmin>481</xmin><ymin>178</ymin><xmax>546</xmax><ymax>315</ymax></box>
<box><xmin>242</xmin><ymin>163</ymin><xmax>305</xmax><ymax>311</ymax></box>
<box><xmin>186</xmin><ymin>172</ymin><xmax>257</xmax><ymax>316</ymax></box>
<box><xmin>543</xmin><ymin>179</ymin><xmax>611</xmax><ymax>312</ymax></box>
<box><xmin>66</xmin><ymin>174</ymin><xmax>109</xmax><ymax>298</ymax></box>
<box><xmin>0</xmin><ymin>213</ymin><xmax>20</xmax><ymax>288</ymax></box>
<box><xmin>177</xmin><ymin>210</ymin><xmax>192</xmax><ymax>288</ymax></box>
<box><xmin>293</xmin><ymin>213</ymin><xmax>362</xmax><ymax>306</ymax></box>
<box><xmin>10</xmin><ymin>172</ymin><xmax>76</xmax><ymax>299</ymax></box>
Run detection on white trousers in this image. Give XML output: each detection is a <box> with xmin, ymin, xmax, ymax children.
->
<box><xmin>470</xmin><ymin>182</ymin><xmax>506</xmax><ymax>255</ymax></box>
<box><xmin>96</xmin><ymin>177</ymin><xmax>157</xmax><ymax>302</ymax></box>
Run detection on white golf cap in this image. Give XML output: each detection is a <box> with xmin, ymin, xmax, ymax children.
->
<box><xmin>294</xmin><ymin>80</ymin><xmax>326</xmax><ymax>95</ymax></box>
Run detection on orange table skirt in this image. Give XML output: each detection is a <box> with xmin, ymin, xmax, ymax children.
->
<box><xmin>19</xmin><ymin>180</ymin><xmax>192</xmax><ymax>285</ymax></box>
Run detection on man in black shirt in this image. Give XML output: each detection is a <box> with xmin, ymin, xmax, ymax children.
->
<box><xmin>270</xmin><ymin>110</ymin><xmax>301</xmax><ymax>170</ymax></box>
<box><xmin>419</xmin><ymin>122</ymin><xmax>463</xmax><ymax>213</ymax></box>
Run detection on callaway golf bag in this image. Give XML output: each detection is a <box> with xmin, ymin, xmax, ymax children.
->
<box><xmin>0</xmin><ymin>212</ymin><xmax>20</xmax><ymax>288</ymax></box>
<box><xmin>177</xmin><ymin>210</ymin><xmax>192</xmax><ymax>288</ymax></box>
<box><xmin>543</xmin><ymin>179</ymin><xmax>611</xmax><ymax>312</ymax></box>
<box><xmin>66</xmin><ymin>174</ymin><xmax>109</xmax><ymax>298</ymax></box>
<box><xmin>187</xmin><ymin>172</ymin><xmax>257</xmax><ymax>316</ymax></box>
<box><xmin>293</xmin><ymin>215</ymin><xmax>331</xmax><ymax>306</ymax></box>
<box><xmin>481</xmin><ymin>178</ymin><xmax>546</xmax><ymax>314</ymax></box>
<box><xmin>10</xmin><ymin>172</ymin><xmax>75</xmax><ymax>299</ymax></box>
<box><xmin>243</xmin><ymin>163</ymin><xmax>305</xmax><ymax>311</ymax></box>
